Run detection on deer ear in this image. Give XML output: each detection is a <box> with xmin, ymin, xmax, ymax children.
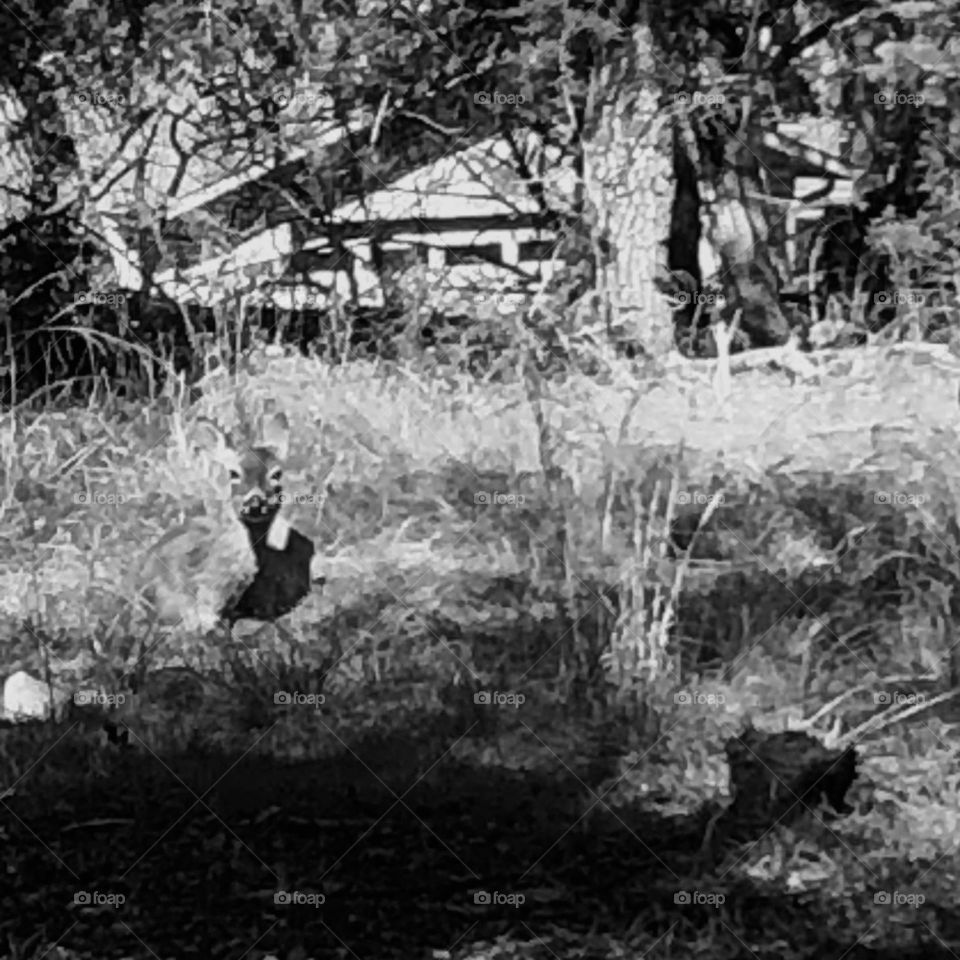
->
<box><xmin>259</xmin><ymin>411</ymin><xmax>290</xmax><ymax>460</ymax></box>
<box><xmin>186</xmin><ymin>417</ymin><xmax>229</xmax><ymax>455</ymax></box>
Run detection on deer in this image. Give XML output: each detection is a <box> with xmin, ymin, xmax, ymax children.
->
<box><xmin>144</xmin><ymin>400</ymin><xmax>316</xmax><ymax>636</ymax></box>
<box><xmin>1</xmin><ymin>401</ymin><xmax>319</xmax><ymax>729</ymax></box>
<box><xmin>107</xmin><ymin>401</ymin><xmax>320</xmax><ymax>740</ymax></box>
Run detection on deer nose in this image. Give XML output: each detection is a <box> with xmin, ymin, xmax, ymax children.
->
<box><xmin>240</xmin><ymin>488</ymin><xmax>278</xmax><ymax>518</ymax></box>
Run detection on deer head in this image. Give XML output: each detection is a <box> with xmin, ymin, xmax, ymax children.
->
<box><xmin>186</xmin><ymin>401</ymin><xmax>291</xmax><ymax>531</ymax></box>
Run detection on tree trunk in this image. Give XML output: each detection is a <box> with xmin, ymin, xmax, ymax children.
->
<box><xmin>582</xmin><ymin>20</ymin><xmax>675</xmax><ymax>358</ymax></box>
<box><xmin>702</xmin><ymin>145</ymin><xmax>791</xmax><ymax>349</ymax></box>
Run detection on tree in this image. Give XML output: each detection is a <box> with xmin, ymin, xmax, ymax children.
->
<box><xmin>7</xmin><ymin>0</ymin><xmax>959</xmax><ymax>398</ymax></box>
<box><xmin>0</xmin><ymin>0</ymin><xmax>356</xmax><ymax>398</ymax></box>
<box><xmin>582</xmin><ymin>21</ymin><xmax>675</xmax><ymax>355</ymax></box>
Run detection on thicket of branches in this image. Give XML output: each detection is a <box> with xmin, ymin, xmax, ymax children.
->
<box><xmin>1</xmin><ymin>0</ymin><xmax>959</xmax><ymax>403</ymax></box>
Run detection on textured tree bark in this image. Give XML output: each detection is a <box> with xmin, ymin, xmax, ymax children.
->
<box><xmin>582</xmin><ymin>20</ymin><xmax>675</xmax><ymax>358</ymax></box>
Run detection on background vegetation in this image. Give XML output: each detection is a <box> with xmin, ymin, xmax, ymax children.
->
<box><xmin>2</xmin><ymin>340</ymin><xmax>960</xmax><ymax>958</ymax></box>
<box><xmin>2</xmin><ymin>0</ymin><xmax>960</xmax><ymax>957</ymax></box>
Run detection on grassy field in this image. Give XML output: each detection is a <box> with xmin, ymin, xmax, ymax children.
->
<box><xmin>1</xmin><ymin>343</ymin><xmax>960</xmax><ymax>959</ymax></box>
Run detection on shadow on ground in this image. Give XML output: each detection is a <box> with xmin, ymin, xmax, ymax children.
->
<box><xmin>1</xmin><ymin>719</ymin><xmax>958</xmax><ymax>960</ymax></box>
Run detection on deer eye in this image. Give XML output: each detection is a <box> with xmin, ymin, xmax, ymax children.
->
<box><xmin>268</xmin><ymin>467</ymin><xmax>283</xmax><ymax>485</ymax></box>
<box><xmin>229</xmin><ymin>468</ymin><xmax>241</xmax><ymax>482</ymax></box>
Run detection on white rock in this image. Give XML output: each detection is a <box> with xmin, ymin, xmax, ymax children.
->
<box><xmin>2</xmin><ymin>670</ymin><xmax>72</xmax><ymax>722</ymax></box>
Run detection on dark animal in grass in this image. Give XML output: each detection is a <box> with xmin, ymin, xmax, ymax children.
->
<box><xmin>220</xmin><ymin>515</ymin><xmax>315</xmax><ymax>623</ymax></box>
<box><xmin>722</xmin><ymin>725</ymin><xmax>858</xmax><ymax>839</ymax></box>
<box><xmin>215</xmin><ymin>407</ymin><xmax>316</xmax><ymax>623</ymax></box>
<box><xmin>143</xmin><ymin>405</ymin><xmax>318</xmax><ymax>633</ymax></box>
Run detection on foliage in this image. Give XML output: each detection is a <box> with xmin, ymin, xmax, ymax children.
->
<box><xmin>1</xmin><ymin>351</ymin><xmax>960</xmax><ymax>956</ymax></box>
<box><xmin>5</xmin><ymin>2</ymin><xmax>960</xmax><ymax>955</ymax></box>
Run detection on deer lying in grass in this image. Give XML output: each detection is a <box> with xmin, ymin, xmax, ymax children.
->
<box><xmin>145</xmin><ymin>404</ymin><xmax>315</xmax><ymax>633</ymax></box>
<box><xmin>1</xmin><ymin>402</ymin><xmax>318</xmax><ymax>726</ymax></box>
